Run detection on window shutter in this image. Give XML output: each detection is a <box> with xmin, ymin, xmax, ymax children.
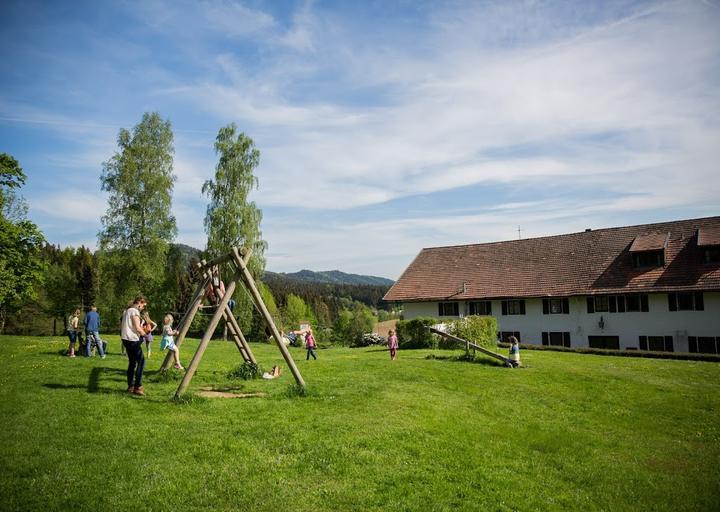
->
<box><xmin>688</xmin><ymin>336</ymin><xmax>697</xmax><ymax>353</ymax></box>
<box><xmin>609</xmin><ymin>296</ymin><xmax>617</xmax><ymax>313</ymax></box>
<box><xmin>542</xmin><ymin>332</ymin><xmax>548</xmax><ymax>346</ymax></box>
<box><xmin>519</xmin><ymin>300</ymin><xmax>526</xmax><ymax>315</ymax></box>
<box><xmin>562</xmin><ymin>332</ymin><xmax>571</xmax><ymax>348</ymax></box>
<box><xmin>542</xmin><ymin>299</ymin><xmax>549</xmax><ymax>315</ymax></box>
<box><xmin>641</xmin><ymin>295</ymin><xmax>649</xmax><ymax>312</ymax></box>
<box><xmin>562</xmin><ymin>298</ymin><xmax>570</xmax><ymax>314</ymax></box>
<box><xmin>639</xmin><ymin>336</ymin><xmax>648</xmax><ymax>351</ymax></box>
<box><xmin>694</xmin><ymin>292</ymin><xmax>704</xmax><ymax>311</ymax></box>
<box><xmin>438</xmin><ymin>303</ymin><xmax>443</xmax><ymax>316</ymax></box>
<box><xmin>617</xmin><ymin>296</ymin><xmax>626</xmax><ymax>313</ymax></box>
<box><xmin>664</xmin><ymin>336</ymin><xmax>674</xmax><ymax>352</ymax></box>
<box><xmin>668</xmin><ymin>293</ymin><xmax>677</xmax><ymax>311</ymax></box>
<box><xmin>587</xmin><ymin>297</ymin><xmax>595</xmax><ymax>314</ymax></box>
<box><xmin>501</xmin><ymin>301</ymin><xmax>507</xmax><ymax>316</ymax></box>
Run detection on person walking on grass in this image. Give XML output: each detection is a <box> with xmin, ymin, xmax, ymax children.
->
<box><xmin>121</xmin><ymin>296</ymin><xmax>148</xmax><ymax>396</ymax></box>
<box><xmin>160</xmin><ymin>314</ymin><xmax>184</xmax><ymax>370</ymax></box>
<box><xmin>305</xmin><ymin>328</ymin><xmax>317</xmax><ymax>361</ymax></box>
<box><xmin>66</xmin><ymin>308</ymin><xmax>80</xmax><ymax>357</ymax></box>
<box><xmin>388</xmin><ymin>329</ymin><xmax>398</xmax><ymax>361</ymax></box>
<box><xmin>84</xmin><ymin>305</ymin><xmax>105</xmax><ymax>359</ymax></box>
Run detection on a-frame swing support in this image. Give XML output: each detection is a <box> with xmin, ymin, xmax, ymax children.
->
<box><xmin>165</xmin><ymin>247</ymin><xmax>306</xmax><ymax>398</ymax></box>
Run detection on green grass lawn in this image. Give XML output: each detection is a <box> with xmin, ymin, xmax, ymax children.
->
<box><xmin>1</xmin><ymin>335</ymin><xmax>719</xmax><ymax>511</ymax></box>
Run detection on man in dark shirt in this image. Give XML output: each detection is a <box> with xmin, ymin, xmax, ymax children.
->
<box><xmin>84</xmin><ymin>305</ymin><xmax>105</xmax><ymax>358</ymax></box>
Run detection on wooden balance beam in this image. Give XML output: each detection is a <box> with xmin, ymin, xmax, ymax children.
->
<box><xmin>429</xmin><ymin>327</ymin><xmax>518</xmax><ymax>367</ymax></box>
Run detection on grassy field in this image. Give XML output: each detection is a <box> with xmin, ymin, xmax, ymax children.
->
<box><xmin>1</xmin><ymin>335</ymin><xmax>719</xmax><ymax>511</ymax></box>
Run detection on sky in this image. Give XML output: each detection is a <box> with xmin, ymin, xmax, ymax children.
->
<box><xmin>1</xmin><ymin>0</ymin><xmax>719</xmax><ymax>280</ymax></box>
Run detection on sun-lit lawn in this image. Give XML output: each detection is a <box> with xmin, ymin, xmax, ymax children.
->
<box><xmin>0</xmin><ymin>334</ymin><xmax>718</xmax><ymax>511</ymax></box>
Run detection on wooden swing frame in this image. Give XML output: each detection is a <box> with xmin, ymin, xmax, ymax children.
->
<box><xmin>160</xmin><ymin>247</ymin><xmax>305</xmax><ymax>398</ymax></box>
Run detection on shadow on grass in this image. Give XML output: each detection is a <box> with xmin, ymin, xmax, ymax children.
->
<box><xmin>364</xmin><ymin>348</ymin><xmax>390</xmax><ymax>353</ymax></box>
<box><xmin>426</xmin><ymin>353</ymin><xmax>509</xmax><ymax>368</ymax></box>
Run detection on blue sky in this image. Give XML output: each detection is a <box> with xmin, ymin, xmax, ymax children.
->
<box><xmin>1</xmin><ymin>0</ymin><xmax>719</xmax><ymax>279</ymax></box>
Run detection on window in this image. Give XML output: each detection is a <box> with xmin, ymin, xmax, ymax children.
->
<box><xmin>632</xmin><ymin>251</ymin><xmax>664</xmax><ymax>268</ymax></box>
<box><xmin>639</xmin><ymin>335</ymin><xmax>674</xmax><ymax>352</ymax></box>
<box><xmin>468</xmin><ymin>301</ymin><xmax>492</xmax><ymax>316</ymax></box>
<box><xmin>594</xmin><ymin>296</ymin><xmax>609</xmax><ymax>312</ymax></box>
<box><xmin>587</xmin><ymin>295</ymin><xmax>649</xmax><ymax>313</ymax></box>
<box><xmin>501</xmin><ymin>300</ymin><xmax>525</xmax><ymax>315</ymax></box>
<box><xmin>705</xmin><ymin>248</ymin><xmax>720</xmax><ymax>263</ymax></box>
<box><xmin>588</xmin><ymin>336</ymin><xmax>620</xmax><ymax>350</ymax></box>
<box><xmin>542</xmin><ymin>332</ymin><xmax>571</xmax><ymax>347</ymax></box>
<box><xmin>688</xmin><ymin>336</ymin><xmax>719</xmax><ymax>354</ymax></box>
<box><xmin>499</xmin><ymin>331</ymin><xmax>521</xmax><ymax>343</ymax></box>
<box><xmin>542</xmin><ymin>298</ymin><xmax>569</xmax><ymax>315</ymax></box>
<box><xmin>668</xmin><ymin>292</ymin><xmax>704</xmax><ymax>311</ymax></box>
<box><xmin>438</xmin><ymin>302</ymin><xmax>459</xmax><ymax>317</ymax></box>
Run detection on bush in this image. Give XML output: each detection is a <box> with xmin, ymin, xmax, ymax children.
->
<box><xmin>353</xmin><ymin>333</ymin><xmax>385</xmax><ymax>348</ymax></box>
<box><xmin>227</xmin><ymin>361</ymin><xmax>261</xmax><ymax>380</ymax></box>
<box><xmin>443</xmin><ymin>316</ymin><xmax>498</xmax><ymax>350</ymax></box>
<box><xmin>396</xmin><ymin>317</ymin><xmax>439</xmax><ymax>349</ymax></box>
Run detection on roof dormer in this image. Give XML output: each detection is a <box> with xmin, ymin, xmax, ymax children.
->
<box><xmin>629</xmin><ymin>232</ymin><xmax>668</xmax><ymax>268</ymax></box>
<box><xmin>697</xmin><ymin>226</ymin><xmax>720</xmax><ymax>263</ymax></box>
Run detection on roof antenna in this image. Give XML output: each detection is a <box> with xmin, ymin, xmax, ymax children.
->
<box><xmin>517</xmin><ymin>225</ymin><xmax>523</xmax><ymax>239</ymax></box>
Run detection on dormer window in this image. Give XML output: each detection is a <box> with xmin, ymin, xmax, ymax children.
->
<box><xmin>697</xmin><ymin>227</ymin><xmax>720</xmax><ymax>263</ymax></box>
<box><xmin>629</xmin><ymin>232</ymin><xmax>668</xmax><ymax>268</ymax></box>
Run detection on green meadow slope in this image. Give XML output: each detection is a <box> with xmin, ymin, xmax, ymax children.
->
<box><xmin>0</xmin><ymin>335</ymin><xmax>718</xmax><ymax>511</ymax></box>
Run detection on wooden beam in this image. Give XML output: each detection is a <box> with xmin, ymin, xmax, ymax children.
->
<box><xmin>202</xmin><ymin>267</ymin><xmax>257</xmax><ymax>365</ymax></box>
<box><xmin>231</xmin><ymin>247</ymin><xmax>306</xmax><ymax>388</ymax></box>
<box><xmin>200</xmin><ymin>247</ymin><xmax>250</xmax><ymax>271</ymax></box>
<box><xmin>175</xmin><ymin>279</ymin><xmax>238</xmax><ymax>398</ymax></box>
<box><xmin>429</xmin><ymin>328</ymin><xmax>516</xmax><ymax>367</ymax></box>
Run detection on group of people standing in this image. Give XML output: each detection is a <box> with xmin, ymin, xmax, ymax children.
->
<box><xmin>119</xmin><ymin>296</ymin><xmax>184</xmax><ymax>396</ymax></box>
<box><xmin>65</xmin><ymin>297</ymin><xmax>184</xmax><ymax>397</ymax></box>
<box><xmin>65</xmin><ymin>306</ymin><xmax>105</xmax><ymax>358</ymax></box>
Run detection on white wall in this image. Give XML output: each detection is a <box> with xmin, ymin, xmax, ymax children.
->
<box><xmin>401</xmin><ymin>292</ymin><xmax>720</xmax><ymax>352</ymax></box>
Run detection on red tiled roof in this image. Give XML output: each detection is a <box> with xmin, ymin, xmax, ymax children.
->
<box><xmin>698</xmin><ymin>226</ymin><xmax>720</xmax><ymax>247</ymax></box>
<box><xmin>384</xmin><ymin>216</ymin><xmax>720</xmax><ymax>302</ymax></box>
<box><xmin>629</xmin><ymin>232</ymin><xmax>668</xmax><ymax>252</ymax></box>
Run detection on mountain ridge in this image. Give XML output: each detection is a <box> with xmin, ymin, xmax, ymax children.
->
<box><xmin>170</xmin><ymin>244</ymin><xmax>394</xmax><ymax>286</ymax></box>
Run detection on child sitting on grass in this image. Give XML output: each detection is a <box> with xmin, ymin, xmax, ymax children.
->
<box><xmin>160</xmin><ymin>314</ymin><xmax>184</xmax><ymax>370</ymax></box>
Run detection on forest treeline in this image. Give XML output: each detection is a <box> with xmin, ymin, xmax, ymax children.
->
<box><xmin>1</xmin><ymin>113</ymin><xmax>398</xmax><ymax>344</ymax></box>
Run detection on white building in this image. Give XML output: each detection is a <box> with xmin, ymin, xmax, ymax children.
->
<box><xmin>383</xmin><ymin>217</ymin><xmax>720</xmax><ymax>353</ymax></box>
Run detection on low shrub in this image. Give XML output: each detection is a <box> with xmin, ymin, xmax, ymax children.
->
<box><xmin>396</xmin><ymin>317</ymin><xmax>439</xmax><ymax>349</ymax></box>
<box><xmin>443</xmin><ymin>316</ymin><xmax>498</xmax><ymax>350</ymax></box>
<box><xmin>352</xmin><ymin>333</ymin><xmax>385</xmax><ymax>348</ymax></box>
<box><xmin>227</xmin><ymin>361</ymin><xmax>261</xmax><ymax>380</ymax></box>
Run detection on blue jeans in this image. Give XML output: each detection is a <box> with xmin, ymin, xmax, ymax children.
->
<box><xmin>306</xmin><ymin>347</ymin><xmax>317</xmax><ymax>360</ymax></box>
<box><xmin>122</xmin><ymin>339</ymin><xmax>145</xmax><ymax>388</ymax></box>
<box><xmin>86</xmin><ymin>331</ymin><xmax>105</xmax><ymax>357</ymax></box>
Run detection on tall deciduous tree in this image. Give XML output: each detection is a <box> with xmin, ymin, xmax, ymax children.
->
<box><xmin>98</xmin><ymin>112</ymin><xmax>177</xmax><ymax>317</ymax></box>
<box><xmin>0</xmin><ymin>154</ymin><xmax>45</xmax><ymax>332</ymax></box>
<box><xmin>203</xmin><ymin>123</ymin><xmax>267</xmax><ymax>332</ymax></box>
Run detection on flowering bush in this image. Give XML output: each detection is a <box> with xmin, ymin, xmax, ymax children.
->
<box><xmin>353</xmin><ymin>333</ymin><xmax>386</xmax><ymax>347</ymax></box>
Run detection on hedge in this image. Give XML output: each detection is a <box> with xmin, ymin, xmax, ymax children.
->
<box><xmin>396</xmin><ymin>317</ymin><xmax>438</xmax><ymax>349</ymax></box>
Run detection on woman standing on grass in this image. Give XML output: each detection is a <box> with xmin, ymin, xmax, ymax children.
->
<box><xmin>305</xmin><ymin>328</ymin><xmax>317</xmax><ymax>360</ymax></box>
<box><xmin>121</xmin><ymin>296</ymin><xmax>148</xmax><ymax>396</ymax></box>
<box><xmin>66</xmin><ymin>308</ymin><xmax>80</xmax><ymax>357</ymax></box>
<box><xmin>388</xmin><ymin>329</ymin><xmax>398</xmax><ymax>361</ymax></box>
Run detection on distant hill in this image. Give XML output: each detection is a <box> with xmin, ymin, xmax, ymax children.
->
<box><xmin>171</xmin><ymin>243</ymin><xmax>202</xmax><ymax>266</ymax></box>
<box><xmin>170</xmin><ymin>244</ymin><xmax>395</xmax><ymax>287</ymax></box>
<box><xmin>265</xmin><ymin>269</ymin><xmax>394</xmax><ymax>287</ymax></box>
